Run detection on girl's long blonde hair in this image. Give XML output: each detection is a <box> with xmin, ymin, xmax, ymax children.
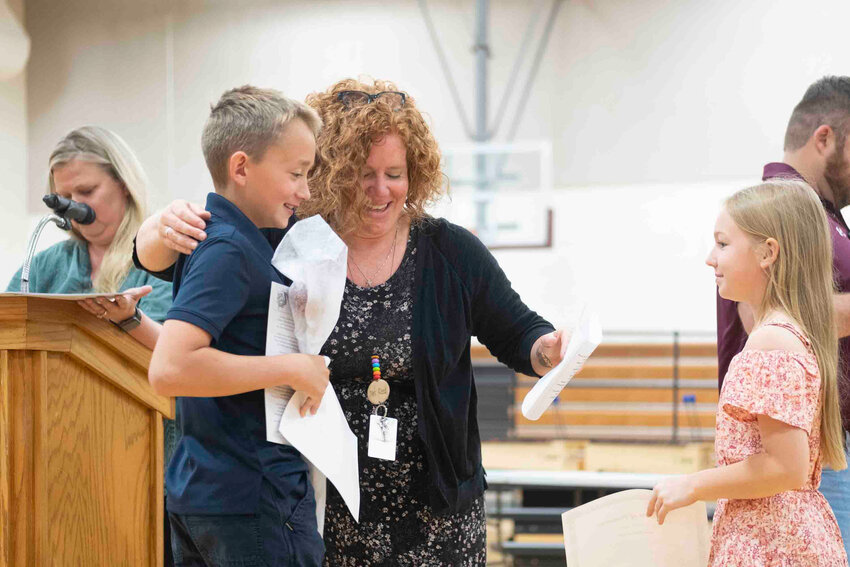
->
<box><xmin>727</xmin><ymin>180</ymin><xmax>846</xmax><ymax>469</ymax></box>
<box><xmin>48</xmin><ymin>126</ymin><xmax>148</xmax><ymax>293</ymax></box>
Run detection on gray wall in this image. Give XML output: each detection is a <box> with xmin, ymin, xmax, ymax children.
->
<box><xmin>7</xmin><ymin>0</ymin><xmax>850</xmax><ymax>331</ymax></box>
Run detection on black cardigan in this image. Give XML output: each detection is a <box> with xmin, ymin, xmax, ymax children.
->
<box><xmin>411</xmin><ymin>218</ymin><xmax>553</xmax><ymax>513</ymax></box>
<box><xmin>134</xmin><ymin>217</ymin><xmax>554</xmax><ymax>514</ymax></box>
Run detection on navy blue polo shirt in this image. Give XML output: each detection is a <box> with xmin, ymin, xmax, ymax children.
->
<box><xmin>165</xmin><ymin>192</ymin><xmax>307</xmax><ymax>515</ymax></box>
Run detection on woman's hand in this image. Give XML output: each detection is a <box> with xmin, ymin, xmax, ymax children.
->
<box><xmin>531</xmin><ymin>328</ymin><xmax>572</xmax><ymax>376</ymax></box>
<box><xmin>78</xmin><ymin>285</ymin><xmax>152</xmax><ymax>323</ymax></box>
<box><xmin>158</xmin><ymin>200</ymin><xmax>210</xmax><ymax>255</ymax></box>
<box><xmin>646</xmin><ymin>475</ymin><xmax>698</xmax><ymax>524</ymax></box>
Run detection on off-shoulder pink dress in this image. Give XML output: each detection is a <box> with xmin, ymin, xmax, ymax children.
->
<box><xmin>710</xmin><ymin>323</ymin><xmax>848</xmax><ymax>566</ymax></box>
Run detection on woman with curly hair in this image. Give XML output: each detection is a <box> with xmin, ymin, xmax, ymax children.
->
<box><xmin>135</xmin><ymin>78</ymin><xmax>569</xmax><ymax>566</ymax></box>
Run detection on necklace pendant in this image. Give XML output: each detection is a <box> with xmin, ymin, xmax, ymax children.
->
<box><xmin>348</xmin><ymin>223</ymin><xmax>400</xmax><ymax>289</ymax></box>
<box><xmin>367</xmin><ymin>378</ymin><xmax>390</xmax><ymax>404</ymax></box>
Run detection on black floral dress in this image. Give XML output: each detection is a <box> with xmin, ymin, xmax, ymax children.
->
<box><xmin>321</xmin><ymin>225</ymin><xmax>487</xmax><ymax>566</ymax></box>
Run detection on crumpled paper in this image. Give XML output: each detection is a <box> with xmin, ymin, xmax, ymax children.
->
<box><xmin>270</xmin><ymin>214</ymin><xmax>359</xmax><ymax>532</ymax></box>
<box><xmin>272</xmin><ymin>215</ymin><xmax>348</xmax><ymax>354</ymax></box>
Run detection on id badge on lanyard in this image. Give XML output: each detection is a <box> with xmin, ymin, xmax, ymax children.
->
<box><xmin>366</xmin><ymin>355</ymin><xmax>397</xmax><ymax>461</ymax></box>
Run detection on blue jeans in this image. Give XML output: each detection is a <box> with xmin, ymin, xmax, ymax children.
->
<box><xmin>169</xmin><ymin>478</ymin><xmax>324</xmax><ymax>567</ymax></box>
<box><xmin>821</xmin><ymin>440</ymin><xmax>850</xmax><ymax>560</ymax></box>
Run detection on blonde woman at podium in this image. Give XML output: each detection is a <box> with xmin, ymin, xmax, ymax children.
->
<box><xmin>7</xmin><ymin>126</ymin><xmax>172</xmax><ymax>341</ymax></box>
<box><xmin>6</xmin><ymin>125</ymin><xmax>177</xmax><ymax>566</ymax></box>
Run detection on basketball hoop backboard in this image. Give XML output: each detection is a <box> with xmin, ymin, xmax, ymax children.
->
<box><xmin>433</xmin><ymin>140</ymin><xmax>554</xmax><ymax>249</ymax></box>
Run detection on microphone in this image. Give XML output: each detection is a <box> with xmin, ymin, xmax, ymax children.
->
<box><xmin>42</xmin><ymin>194</ymin><xmax>96</xmax><ymax>225</ymax></box>
<box><xmin>20</xmin><ymin>195</ymin><xmax>96</xmax><ymax>292</ymax></box>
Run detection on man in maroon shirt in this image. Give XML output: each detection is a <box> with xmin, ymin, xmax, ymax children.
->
<box><xmin>716</xmin><ymin>75</ymin><xmax>850</xmax><ymax>553</ymax></box>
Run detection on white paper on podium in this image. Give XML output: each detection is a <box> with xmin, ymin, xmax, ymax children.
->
<box><xmin>263</xmin><ymin>215</ymin><xmax>359</xmax><ymax>531</ymax></box>
<box><xmin>521</xmin><ymin>307</ymin><xmax>602</xmax><ymax>421</ymax></box>
<box><xmin>561</xmin><ymin>489</ymin><xmax>710</xmax><ymax>567</ymax></box>
<box><xmin>0</xmin><ymin>291</ymin><xmax>120</xmax><ymax>300</ymax></box>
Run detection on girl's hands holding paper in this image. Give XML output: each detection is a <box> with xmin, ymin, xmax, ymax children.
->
<box><xmin>531</xmin><ymin>328</ymin><xmax>572</xmax><ymax>376</ymax></box>
<box><xmin>647</xmin><ymin>475</ymin><xmax>698</xmax><ymax>525</ymax></box>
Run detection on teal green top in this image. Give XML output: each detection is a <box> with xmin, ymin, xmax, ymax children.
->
<box><xmin>6</xmin><ymin>239</ymin><xmax>172</xmax><ymax>323</ymax></box>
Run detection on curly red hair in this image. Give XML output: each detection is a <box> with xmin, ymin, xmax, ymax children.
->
<box><xmin>298</xmin><ymin>78</ymin><xmax>445</xmax><ymax>235</ymax></box>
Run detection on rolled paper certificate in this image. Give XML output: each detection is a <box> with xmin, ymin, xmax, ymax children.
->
<box><xmin>521</xmin><ymin>306</ymin><xmax>602</xmax><ymax>421</ymax></box>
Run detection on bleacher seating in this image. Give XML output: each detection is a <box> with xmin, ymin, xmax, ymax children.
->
<box><xmin>474</xmin><ymin>339</ymin><xmax>719</xmax><ymax>565</ymax></box>
<box><xmin>473</xmin><ymin>341</ymin><xmax>719</xmax><ymax>442</ymax></box>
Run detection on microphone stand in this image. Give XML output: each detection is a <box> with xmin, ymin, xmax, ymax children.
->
<box><xmin>20</xmin><ymin>214</ymin><xmax>71</xmax><ymax>294</ymax></box>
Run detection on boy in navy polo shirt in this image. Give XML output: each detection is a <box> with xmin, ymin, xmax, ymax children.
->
<box><xmin>149</xmin><ymin>86</ymin><xmax>328</xmax><ymax>566</ymax></box>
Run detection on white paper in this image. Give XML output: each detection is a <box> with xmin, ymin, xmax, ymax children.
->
<box><xmin>561</xmin><ymin>489</ymin><xmax>710</xmax><ymax>567</ymax></box>
<box><xmin>281</xmin><ymin>388</ymin><xmax>360</xmax><ymax>524</ymax></box>
<box><xmin>0</xmin><ymin>291</ymin><xmax>120</xmax><ymax>300</ymax></box>
<box><xmin>264</xmin><ymin>215</ymin><xmax>360</xmax><ymax>529</ymax></box>
<box><xmin>264</xmin><ymin>281</ymin><xmax>298</xmax><ymax>444</ymax></box>
<box><xmin>522</xmin><ymin>306</ymin><xmax>602</xmax><ymax>420</ymax></box>
<box><xmin>271</xmin><ymin>215</ymin><xmax>348</xmax><ymax>355</ymax></box>
<box><xmin>367</xmin><ymin>415</ymin><xmax>398</xmax><ymax>461</ymax></box>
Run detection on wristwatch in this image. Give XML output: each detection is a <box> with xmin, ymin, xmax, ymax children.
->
<box><xmin>114</xmin><ymin>305</ymin><xmax>143</xmax><ymax>332</ymax></box>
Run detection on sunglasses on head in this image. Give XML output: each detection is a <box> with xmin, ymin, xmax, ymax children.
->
<box><xmin>336</xmin><ymin>90</ymin><xmax>406</xmax><ymax>110</ymax></box>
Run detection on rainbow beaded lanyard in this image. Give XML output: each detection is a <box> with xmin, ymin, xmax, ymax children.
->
<box><xmin>368</xmin><ymin>355</ymin><xmax>395</xmax><ymax>447</ymax></box>
<box><xmin>367</xmin><ymin>354</ymin><xmax>390</xmax><ymax>407</ymax></box>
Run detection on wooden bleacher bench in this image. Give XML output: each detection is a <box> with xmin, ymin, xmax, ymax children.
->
<box><xmin>472</xmin><ymin>340</ymin><xmax>719</xmax><ymax>442</ymax></box>
<box><xmin>491</xmin><ymin>507</ymin><xmax>571</xmax><ymax>523</ymax></box>
<box><xmin>499</xmin><ymin>539</ymin><xmax>564</xmax><ymax>558</ymax></box>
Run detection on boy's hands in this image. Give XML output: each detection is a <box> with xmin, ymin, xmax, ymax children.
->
<box><xmin>288</xmin><ymin>354</ymin><xmax>331</xmax><ymax>417</ymax></box>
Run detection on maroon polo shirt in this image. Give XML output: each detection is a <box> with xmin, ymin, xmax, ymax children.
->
<box><xmin>716</xmin><ymin>162</ymin><xmax>850</xmax><ymax>431</ymax></box>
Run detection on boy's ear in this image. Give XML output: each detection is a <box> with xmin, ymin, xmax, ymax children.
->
<box><xmin>759</xmin><ymin>237</ymin><xmax>780</xmax><ymax>269</ymax></box>
<box><xmin>229</xmin><ymin>151</ymin><xmax>250</xmax><ymax>187</ymax></box>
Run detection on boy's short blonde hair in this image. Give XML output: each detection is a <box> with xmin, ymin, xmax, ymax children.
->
<box><xmin>202</xmin><ymin>85</ymin><xmax>322</xmax><ymax>189</ymax></box>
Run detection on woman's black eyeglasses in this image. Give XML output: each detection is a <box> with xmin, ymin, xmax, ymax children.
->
<box><xmin>336</xmin><ymin>90</ymin><xmax>406</xmax><ymax>110</ymax></box>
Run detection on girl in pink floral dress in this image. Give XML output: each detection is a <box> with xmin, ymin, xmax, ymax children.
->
<box><xmin>648</xmin><ymin>180</ymin><xmax>848</xmax><ymax>566</ymax></box>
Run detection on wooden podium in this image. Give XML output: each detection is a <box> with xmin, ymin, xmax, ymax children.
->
<box><xmin>0</xmin><ymin>295</ymin><xmax>174</xmax><ymax>567</ymax></box>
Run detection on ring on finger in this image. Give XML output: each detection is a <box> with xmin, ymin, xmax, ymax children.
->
<box><xmin>165</xmin><ymin>226</ymin><xmax>174</xmax><ymax>238</ymax></box>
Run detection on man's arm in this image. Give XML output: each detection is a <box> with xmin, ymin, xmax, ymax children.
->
<box><xmin>136</xmin><ymin>200</ymin><xmax>209</xmax><ymax>271</ymax></box>
<box><xmin>149</xmin><ymin>320</ymin><xmax>329</xmax><ymax>415</ymax></box>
